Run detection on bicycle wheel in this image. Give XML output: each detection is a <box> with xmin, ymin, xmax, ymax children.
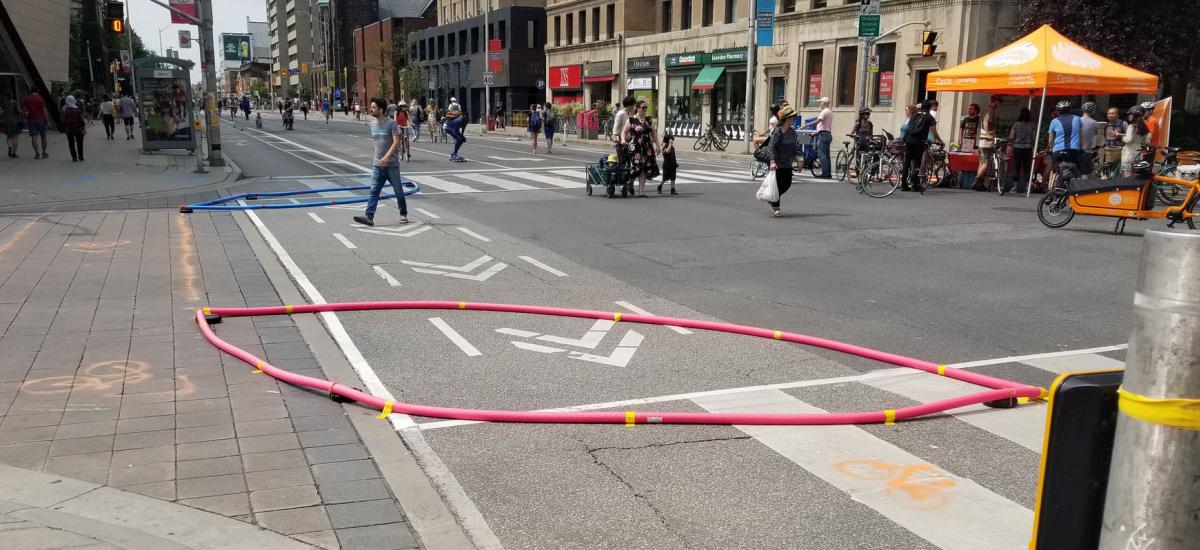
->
<box><xmin>994</xmin><ymin>155</ymin><xmax>1008</xmax><ymax>196</ymax></box>
<box><xmin>1156</xmin><ymin>169</ymin><xmax>1187</xmax><ymax>206</ymax></box>
<box><xmin>751</xmin><ymin>160</ymin><xmax>768</xmax><ymax>179</ymax></box>
<box><xmin>809</xmin><ymin>156</ymin><xmax>822</xmax><ymax>178</ymax></box>
<box><xmin>1038</xmin><ymin>189</ymin><xmax>1075</xmax><ymax>228</ymax></box>
<box><xmin>693</xmin><ymin>134</ymin><xmax>710</xmax><ymax>151</ymax></box>
<box><xmin>924</xmin><ymin>162</ymin><xmax>948</xmax><ymax>190</ymax></box>
<box><xmin>861</xmin><ymin>160</ymin><xmax>901</xmax><ymax>198</ymax></box>
<box><xmin>714</xmin><ymin>131</ymin><xmax>730</xmax><ymax>151</ymax></box>
<box><xmin>834</xmin><ymin>150</ymin><xmax>850</xmax><ymax>181</ymax></box>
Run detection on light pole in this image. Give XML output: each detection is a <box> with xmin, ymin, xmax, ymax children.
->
<box><xmin>483</xmin><ymin>0</ymin><xmax>490</xmax><ymax>133</ymax></box>
<box><xmin>158</xmin><ymin>25</ymin><xmax>173</xmax><ymax>57</ymax></box>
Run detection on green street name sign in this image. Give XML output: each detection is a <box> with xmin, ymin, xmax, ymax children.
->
<box><xmin>858</xmin><ymin>14</ymin><xmax>880</xmax><ymax>38</ymax></box>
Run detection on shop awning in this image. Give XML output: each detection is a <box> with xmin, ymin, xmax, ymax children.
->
<box><xmin>690</xmin><ymin>66</ymin><xmax>725</xmax><ymax>90</ymax></box>
<box><xmin>583</xmin><ymin>75</ymin><xmax>616</xmax><ymax>83</ymax></box>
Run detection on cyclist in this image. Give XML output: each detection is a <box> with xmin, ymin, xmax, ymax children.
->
<box><xmin>1078</xmin><ymin>101</ymin><xmax>1103</xmax><ymax>176</ymax></box>
<box><xmin>900</xmin><ymin>100</ymin><xmax>943</xmax><ymax>192</ymax></box>
<box><xmin>850</xmin><ymin>107</ymin><xmax>874</xmax><ymax>171</ymax></box>
<box><xmin>1047</xmin><ymin>100</ymin><xmax>1082</xmax><ymax>184</ymax></box>
<box><xmin>395</xmin><ymin>100</ymin><xmax>412</xmax><ymax>162</ymax></box>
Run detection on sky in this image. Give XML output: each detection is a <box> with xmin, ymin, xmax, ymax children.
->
<box><xmin>128</xmin><ymin>0</ymin><xmax>268</xmax><ymax>84</ymax></box>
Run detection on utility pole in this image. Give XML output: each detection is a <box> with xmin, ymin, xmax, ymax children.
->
<box><xmin>483</xmin><ymin>0</ymin><xmax>490</xmax><ymax>133</ymax></box>
<box><xmin>1100</xmin><ymin>230</ymin><xmax>1200</xmax><ymax>549</ymax></box>
<box><xmin>742</xmin><ymin>10</ymin><xmax>755</xmax><ymax>154</ymax></box>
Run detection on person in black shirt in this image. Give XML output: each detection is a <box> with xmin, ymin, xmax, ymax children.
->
<box><xmin>763</xmin><ymin>105</ymin><xmax>800</xmax><ymax>217</ymax></box>
<box><xmin>901</xmin><ymin>101</ymin><xmax>944</xmax><ymax>192</ymax></box>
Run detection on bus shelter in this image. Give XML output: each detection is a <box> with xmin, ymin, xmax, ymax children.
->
<box><xmin>132</xmin><ymin>57</ymin><xmax>197</xmax><ymax>153</ymax></box>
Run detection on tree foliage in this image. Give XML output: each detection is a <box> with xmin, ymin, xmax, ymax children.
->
<box><xmin>1019</xmin><ymin>0</ymin><xmax>1200</xmax><ymax>90</ymax></box>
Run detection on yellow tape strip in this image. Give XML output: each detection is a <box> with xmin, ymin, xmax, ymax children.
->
<box><xmin>253</xmin><ymin>360</ymin><xmax>264</xmax><ymax>374</ymax></box>
<box><xmin>284</xmin><ymin>304</ymin><xmax>294</xmax><ymax>314</ymax></box>
<box><xmin>458</xmin><ymin>301</ymin><xmax>467</xmax><ymax>310</ymax></box>
<box><xmin>376</xmin><ymin>401</ymin><xmax>394</xmax><ymax>419</ymax></box>
<box><xmin>625</xmin><ymin>410</ymin><xmax>636</xmax><ymax>427</ymax></box>
<box><xmin>773</xmin><ymin>330</ymin><xmax>782</xmax><ymax>340</ymax></box>
<box><xmin>884</xmin><ymin>409</ymin><xmax>896</xmax><ymax>426</ymax></box>
<box><xmin>614</xmin><ymin>312</ymin><xmax>622</xmax><ymax>322</ymax></box>
<box><xmin>1118</xmin><ymin>387</ymin><xmax>1200</xmax><ymax>431</ymax></box>
<box><xmin>937</xmin><ymin>365</ymin><xmax>947</xmax><ymax>376</ymax></box>
<box><xmin>202</xmin><ymin>307</ymin><xmax>211</xmax><ymax>315</ymax></box>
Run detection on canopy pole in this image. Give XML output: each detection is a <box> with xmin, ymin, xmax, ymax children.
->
<box><xmin>1027</xmin><ymin>86</ymin><xmax>1047</xmax><ymax>198</ymax></box>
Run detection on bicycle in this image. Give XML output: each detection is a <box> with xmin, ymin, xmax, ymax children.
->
<box><xmin>916</xmin><ymin>142</ymin><xmax>951</xmax><ymax>192</ymax></box>
<box><xmin>858</xmin><ymin>136</ymin><xmax>904</xmax><ymax>198</ymax></box>
<box><xmin>1038</xmin><ymin>158</ymin><xmax>1200</xmax><ymax>233</ymax></box>
<box><xmin>693</xmin><ymin>124</ymin><xmax>730</xmax><ymax>152</ymax></box>
<box><xmin>986</xmin><ymin>138</ymin><xmax>1010</xmax><ymax>195</ymax></box>
<box><xmin>398</xmin><ymin>125</ymin><xmax>412</xmax><ymax>161</ymax></box>
<box><xmin>834</xmin><ymin>134</ymin><xmax>867</xmax><ymax>182</ymax></box>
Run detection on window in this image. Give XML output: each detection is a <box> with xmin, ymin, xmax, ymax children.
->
<box><xmin>607</xmin><ymin>4</ymin><xmax>615</xmax><ymax>39</ymax></box>
<box><xmin>680</xmin><ymin>0</ymin><xmax>691</xmax><ymax>29</ymax></box>
<box><xmin>724</xmin><ymin>0</ymin><xmax>736</xmax><ymax>24</ymax></box>
<box><xmin>836</xmin><ymin>45</ymin><xmax>857</xmax><ymax>106</ymax></box>
<box><xmin>453</xmin><ymin>4</ymin><xmax>458</xmax><ymax>20</ymax></box>
<box><xmin>782</xmin><ymin>0</ymin><xmax>795</xmax><ymax>12</ymax></box>
<box><xmin>528</xmin><ymin>20</ymin><xmax>536</xmax><ymax>49</ymax></box>
<box><xmin>872</xmin><ymin>42</ymin><xmax>896</xmax><ymax>107</ymax></box>
<box><xmin>804</xmin><ymin>49</ymin><xmax>823</xmax><ymax>107</ymax></box>
<box><xmin>499</xmin><ymin>20</ymin><xmax>506</xmax><ymax>48</ymax></box>
<box><xmin>579</xmin><ymin>10</ymin><xmax>586</xmax><ymax>42</ymax></box>
<box><xmin>702</xmin><ymin>0</ymin><xmax>712</xmax><ymax>26</ymax></box>
<box><xmin>914</xmin><ymin>69</ymin><xmax>936</xmax><ymax>103</ymax></box>
<box><xmin>448</xmin><ymin>33</ymin><xmax>455</xmax><ymax>56</ymax></box>
<box><xmin>419</xmin><ymin>41</ymin><xmax>426</xmax><ymax>61</ymax></box>
<box><xmin>713</xmin><ymin>70</ymin><xmax>746</xmax><ymax>124</ymax></box>
<box><xmin>475</xmin><ymin>0</ymin><xmax>480</xmax><ymax>15</ymax></box>
<box><xmin>811</xmin><ymin>0</ymin><xmax>826</xmax><ymax>7</ymax></box>
<box><xmin>770</xmin><ymin>76</ymin><xmax>786</xmax><ymax>106</ymax></box>
<box><xmin>666</xmin><ymin>74</ymin><xmax>702</xmax><ymax>123</ymax></box>
<box><xmin>472</xmin><ymin>27</ymin><xmax>480</xmax><ymax>53</ymax></box>
<box><xmin>661</xmin><ymin>1</ymin><xmax>672</xmax><ymax>32</ymax></box>
<box><xmin>459</xmin><ymin>30</ymin><xmax>467</xmax><ymax>54</ymax></box>
<box><xmin>566</xmin><ymin>13</ymin><xmax>573</xmax><ymax>43</ymax></box>
<box><xmin>592</xmin><ymin>7</ymin><xmax>600</xmax><ymax>41</ymax></box>
<box><xmin>554</xmin><ymin>16</ymin><xmax>560</xmax><ymax>46</ymax></box>
<box><xmin>438</xmin><ymin>35</ymin><xmax>445</xmax><ymax>59</ymax></box>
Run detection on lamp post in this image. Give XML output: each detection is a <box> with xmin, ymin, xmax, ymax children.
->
<box><xmin>158</xmin><ymin>25</ymin><xmax>173</xmax><ymax>57</ymax></box>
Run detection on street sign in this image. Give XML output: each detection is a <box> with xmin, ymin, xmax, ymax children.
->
<box><xmin>483</xmin><ymin>71</ymin><xmax>494</xmax><ymax>86</ymax></box>
<box><xmin>120</xmin><ymin>49</ymin><xmax>132</xmax><ymax>74</ymax></box>
<box><xmin>868</xmin><ymin>54</ymin><xmax>880</xmax><ymax>73</ymax></box>
<box><xmin>755</xmin><ymin>0</ymin><xmax>776</xmax><ymax>46</ymax></box>
<box><xmin>858</xmin><ymin>14</ymin><xmax>880</xmax><ymax>38</ymax></box>
<box><xmin>860</xmin><ymin>0</ymin><xmax>880</xmax><ymax>15</ymax></box>
<box><xmin>535</xmin><ymin>79</ymin><xmax>545</xmax><ymax>90</ymax></box>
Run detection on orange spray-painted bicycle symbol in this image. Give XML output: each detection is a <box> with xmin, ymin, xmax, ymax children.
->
<box><xmin>20</xmin><ymin>360</ymin><xmax>193</xmax><ymax>397</ymax></box>
<box><xmin>835</xmin><ymin>459</ymin><xmax>957</xmax><ymax>510</ymax></box>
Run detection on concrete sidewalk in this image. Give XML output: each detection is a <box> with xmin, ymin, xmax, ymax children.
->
<box><xmin>0</xmin><ymin>128</ymin><xmax>237</xmax><ymax>214</ymax></box>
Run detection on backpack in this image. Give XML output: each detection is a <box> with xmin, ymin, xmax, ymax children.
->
<box><xmin>530</xmin><ymin>111</ymin><xmax>541</xmax><ymax>127</ymax></box>
<box><xmin>905</xmin><ymin>112</ymin><xmax>933</xmax><ymax>144</ymax></box>
<box><xmin>543</xmin><ymin>109</ymin><xmax>557</xmax><ymax>126</ymax></box>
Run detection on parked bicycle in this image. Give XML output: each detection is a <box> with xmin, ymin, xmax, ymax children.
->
<box><xmin>918</xmin><ymin>142</ymin><xmax>952</xmax><ymax>192</ymax></box>
<box><xmin>987</xmin><ymin>138</ymin><xmax>1010</xmax><ymax>195</ymax></box>
<box><xmin>858</xmin><ymin>135</ymin><xmax>904</xmax><ymax>198</ymax></box>
<box><xmin>694</xmin><ymin>124</ymin><xmax>730</xmax><ymax>152</ymax></box>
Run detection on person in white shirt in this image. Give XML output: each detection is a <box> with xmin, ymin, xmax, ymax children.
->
<box><xmin>118</xmin><ymin>92</ymin><xmax>138</xmax><ymax>140</ymax></box>
<box><xmin>797</xmin><ymin>97</ymin><xmax>833</xmax><ymax>178</ymax></box>
<box><xmin>99</xmin><ymin>95</ymin><xmax>115</xmax><ymax>140</ymax></box>
<box><xmin>611</xmin><ymin>96</ymin><xmax>635</xmax><ymax>147</ymax></box>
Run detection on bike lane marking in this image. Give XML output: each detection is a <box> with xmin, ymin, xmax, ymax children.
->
<box><xmin>691</xmin><ymin>389</ymin><xmax>1031</xmax><ymax>550</ymax></box>
<box><xmin>429</xmin><ymin>317</ymin><xmax>483</xmax><ymax>356</ymax></box>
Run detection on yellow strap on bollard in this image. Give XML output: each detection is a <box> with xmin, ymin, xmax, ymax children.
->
<box><xmin>625</xmin><ymin>410</ymin><xmax>636</xmax><ymax>427</ymax></box>
<box><xmin>253</xmin><ymin>360</ymin><xmax>264</xmax><ymax>373</ymax></box>
<box><xmin>1117</xmin><ymin>387</ymin><xmax>1200</xmax><ymax>431</ymax></box>
<box><xmin>459</xmin><ymin>301</ymin><xmax>467</xmax><ymax>310</ymax></box>
<box><xmin>376</xmin><ymin>401</ymin><xmax>394</xmax><ymax>419</ymax></box>
<box><xmin>937</xmin><ymin>365</ymin><xmax>947</xmax><ymax>376</ymax></box>
<box><xmin>284</xmin><ymin>304</ymin><xmax>294</xmax><ymax>314</ymax></box>
<box><xmin>613</xmin><ymin>312</ymin><xmax>622</xmax><ymax>322</ymax></box>
<box><xmin>884</xmin><ymin>409</ymin><xmax>896</xmax><ymax>426</ymax></box>
<box><xmin>773</xmin><ymin>330</ymin><xmax>782</xmax><ymax>340</ymax></box>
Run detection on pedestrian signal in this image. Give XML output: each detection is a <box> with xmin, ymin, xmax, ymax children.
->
<box><xmin>106</xmin><ymin>2</ymin><xmax>125</xmax><ymax>34</ymax></box>
<box><xmin>921</xmin><ymin>31</ymin><xmax>938</xmax><ymax>57</ymax></box>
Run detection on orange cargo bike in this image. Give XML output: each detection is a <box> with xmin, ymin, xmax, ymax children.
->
<box><xmin>1037</xmin><ymin>162</ymin><xmax>1200</xmax><ymax>234</ymax></box>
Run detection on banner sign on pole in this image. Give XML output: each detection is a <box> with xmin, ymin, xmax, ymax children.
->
<box><xmin>120</xmin><ymin>50</ymin><xmax>132</xmax><ymax>74</ymax></box>
<box><xmin>755</xmin><ymin>0</ymin><xmax>776</xmax><ymax>46</ymax></box>
<box><xmin>168</xmin><ymin>0</ymin><xmax>196</xmax><ymax>25</ymax></box>
<box><xmin>178</xmin><ymin>30</ymin><xmax>192</xmax><ymax>49</ymax></box>
<box><xmin>488</xmin><ymin>39</ymin><xmax>502</xmax><ymax>73</ymax></box>
<box><xmin>221</xmin><ymin>34</ymin><xmax>252</xmax><ymax>62</ymax></box>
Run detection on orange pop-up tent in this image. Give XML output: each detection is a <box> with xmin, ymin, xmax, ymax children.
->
<box><xmin>927</xmin><ymin>25</ymin><xmax>1159</xmax><ymax>194</ymax></box>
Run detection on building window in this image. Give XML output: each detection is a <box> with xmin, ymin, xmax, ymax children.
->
<box><xmin>666</xmin><ymin>74</ymin><xmax>702</xmax><ymax>123</ymax></box>
<box><xmin>579</xmin><ymin>10</ymin><xmax>586</xmax><ymax>42</ymax></box>
<box><xmin>804</xmin><ymin>49</ymin><xmax>823</xmax><ymax>107</ymax></box>
<box><xmin>528</xmin><ymin>20</ymin><xmax>536</xmax><ymax>49</ymax></box>
<box><xmin>713</xmin><ymin>69</ymin><xmax>746</xmax><ymax>125</ymax></box>
<box><xmin>661</xmin><ymin>1</ymin><xmax>672</xmax><ymax>32</ymax></box>
<box><xmin>566</xmin><ymin>13</ymin><xmax>573</xmax><ymax>43</ymax></box>
<box><xmin>419</xmin><ymin>41</ymin><xmax>426</xmax><ymax>61</ymax></box>
<box><xmin>873</xmin><ymin>42</ymin><xmax>896</xmax><ymax>107</ymax></box>
<box><xmin>702</xmin><ymin>0</ymin><xmax>712</xmax><ymax>26</ymax></box>
<box><xmin>438</xmin><ymin>35</ymin><xmax>445</xmax><ymax>59</ymax></box>
<box><xmin>836</xmin><ymin>45</ymin><xmax>857</xmax><ymax>106</ymax></box>
<box><xmin>499</xmin><ymin>20</ymin><xmax>506</xmax><ymax>48</ymax></box>
<box><xmin>448</xmin><ymin>33</ymin><xmax>456</xmax><ymax>57</ymax></box>
<box><xmin>592</xmin><ymin>7</ymin><xmax>600</xmax><ymax>41</ymax></box>
<box><xmin>607</xmin><ymin>4</ymin><xmax>615</xmax><ymax>39</ymax></box>
<box><xmin>472</xmin><ymin>27</ymin><xmax>480</xmax><ymax>53</ymax></box>
<box><xmin>459</xmin><ymin>30</ymin><xmax>468</xmax><ymax>55</ymax></box>
<box><xmin>811</xmin><ymin>0</ymin><xmax>826</xmax><ymax>8</ymax></box>
<box><xmin>554</xmin><ymin>16</ymin><xmax>561</xmax><ymax>46</ymax></box>
<box><xmin>724</xmin><ymin>0</ymin><xmax>736</xmax><ymax>23</ymax></box>
<box><xmin>680</xmin><ymin>0</ymin><xmax>691</xmax><ymax>29</ymax></box>
<box><xmin>782</xmin><ymin>0</ymin><xmax>795</xmax><ymax>12</ymax></box>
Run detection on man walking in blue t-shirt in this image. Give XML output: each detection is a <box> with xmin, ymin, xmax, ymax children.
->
<box><xmin>1048</xmin><ymin>100</ymin><xmax>1082</xmax><ymax>179</ymax></box>
<box><xmin>354</xmin><ymin>98</ymin><xmax>409</xmax><ymax>227</ymax></box>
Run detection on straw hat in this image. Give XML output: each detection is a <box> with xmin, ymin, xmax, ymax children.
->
<box><xmin>778</xmin><ymin>105</ymin><xmax>798</xmax><ymax>121</ymax></box>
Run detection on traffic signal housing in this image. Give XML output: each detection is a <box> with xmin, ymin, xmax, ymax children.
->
<box><xmin>106</xmin><ymin>2</ymin><xmax>125</xmax><ymax>34</ymax></box>
<box><xmin>921</xmin><ymin>31</ymin><xmax>938</xmax><ymax>57</ymax></box>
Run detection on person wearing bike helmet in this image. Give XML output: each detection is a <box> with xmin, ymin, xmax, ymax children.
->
<box><xmin>1140</xmin><ymin>100</ymin><xmax>1160</xmax><ymax>140</ymax></box>
<box><xmin>1048</xmin><ymin>99</ymin><xmax>1082</xmax><ymax>174</ymax></box>
<box><xmin>1122</xmin><ymin>105</ymin><xmax>1151</xmax><ymax>176</ymax></box>
<box><xmin>1078</xmin><ymin>101</ymin><xmax>1103</xmax><ymax>176</ymax></box>
<box><xmin>852</xmin><ymin>108</ymin><xmax>873</xmax><ymax>142</ymax></box>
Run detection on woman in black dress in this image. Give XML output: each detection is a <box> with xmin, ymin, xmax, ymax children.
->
<box><xmin>621</xmin><ymin>102</ymin><xmax>660</xmax><ymax>197</ymax></box>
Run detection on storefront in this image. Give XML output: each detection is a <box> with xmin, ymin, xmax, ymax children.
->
<box><xmin>665</xmin><ymin>52</ymin><xmax>705</xmax><ymax>137</ymax></box>
<box><xmin>703</xmin><ymin>48</ymin><xmax>747</xmax><ymax>139</ymax></box>
<box><xmin>548</xmin><ymin>64</ymin><xmax>583</xmax><ymax>105</ymax></box>
<box><xmin>626</xmin><ymin>56</ymin><xmax>658</xmax><ymax>118</ymax></box>
<box><xmin>582</xmin><ymin>60</ymin><xmax>615</xmax><ymax>108</ymax></box>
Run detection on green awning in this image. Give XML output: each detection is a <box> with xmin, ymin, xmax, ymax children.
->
<box><xmin>690</xmin><ymin>66</ymin><xmax>725</xmax><ymax>90</ymax></box>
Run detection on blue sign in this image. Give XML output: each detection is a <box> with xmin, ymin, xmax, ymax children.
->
<box><xmin>755</xmin><ymin>0</ymin><xmax>776</xmax><ymax>46</ymax></box>
<box><xmin>334</xmin><ymin>88</ymin><xmax>342</xmax><ymax>99</ymax></box>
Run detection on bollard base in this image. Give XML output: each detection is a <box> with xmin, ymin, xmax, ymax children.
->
<box><xmin>204</xmin><ymin>314</ymin><xmax>223</xmax><ymax>324</ymax></box>
<box><xmin>983</xmin><ymin>397</ymin><xmax>1019</xmax><ymax>409</ymax></box>
<box><xmin>179</xmin><ymin>205</ymin><xmax>193</xmax><ymax>213</ymax></box>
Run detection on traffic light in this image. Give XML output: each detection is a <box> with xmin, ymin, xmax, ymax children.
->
<box><xmin>106</xmin><ymin>2</ymin><xmax>125</xmax><ymax>34</ymax></box>
<box><xmin>921</xmin><ymin>31</ymin><xmax>938</xmax><ymax>57</ymax></box>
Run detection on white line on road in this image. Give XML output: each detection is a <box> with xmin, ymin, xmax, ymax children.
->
<box><xmin>307</xmin><ymin>212</ymin><xmax>326</xmax><ymax>224</ymax></box>
<box><xmin>518</xmin><ymin>255</ymin><xmax>568</xmax><ymax>277</ymax></box>
<box><xmin>456</xmin><ymin>227</ymin><xmax>491</xmax><ymax>242</ymax></box>
<box><xmin>417</xmin><ymin>343</ymin><xmax>1125</xmax><ymax>431</ymax></box>
<box><xmin>429</xmin><ymin>317</ymin><xmax>483</xmax><ymax>356</ymax></box>
<box><xmin>415</xmin><ymin>208</ymin><xmax>440</xmax><ymax>219</ymax></box>
<box><xmin>240</xmin><ymin>209</ymin><xmax>501</xmax><ymax>549</ymax></box>
<box><xmin>373</xmin><ymin>266</ymin><xmax>402</xmax><ymax>287</ymax></box>
<box><xmin>332</xmin><ymin>232</ymin><xmax>357</xmax><ymax>249</ymax></box>
<box><xmin>614</xmin><ymin>301</ymin><xmax>692</xmax><ymax>334</ymax></box>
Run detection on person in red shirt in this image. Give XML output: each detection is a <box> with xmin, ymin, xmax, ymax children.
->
<box><xmin>23</xmin><ymin>91</ymin><xmax>48</xmax><ymax>159</ymax></box>
<box><xmin>394</xmin><ymin>101</ymin><xmax>411</xmax><ymax>162</ymax></box>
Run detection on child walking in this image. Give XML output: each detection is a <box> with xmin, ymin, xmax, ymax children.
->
<box><xmin>658</xmin><ymin>133</ymin><xmax>678</xmax><ymax>195</ymax></box>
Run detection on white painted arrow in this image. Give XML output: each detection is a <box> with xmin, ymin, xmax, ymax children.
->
<box><xmin>535</xmin><ymin>319</ymin><xmax>613</xmax><ymax>349</ymax></box>
<box><xmin>496</xmin><ymin>320</ymin><xmax>645</xmax><ymax>367</ymax></box>
<box><xmin>410</xmin><ymin>262</ymin><xmax>507</xmax><ymax>281</ymax></box>
<box><xmin>402</xmin><ymin>255</ymin><xmax>493</xmax><ymax>272</ymax></box>
<box><xmin>567</xmin><ymin>330</ymin><xmax>644</xmax><ymax>367</ymax></box>
<box><xmin>353</xmin><ymin>224</ymin><xmax>432</xmax><ymax>238</ymax></box>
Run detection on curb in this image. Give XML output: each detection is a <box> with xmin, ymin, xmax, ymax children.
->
<box><xmin>0</xmin><ymin>463</ymin><xmax>311</xmax><ymax>549</ymax></box>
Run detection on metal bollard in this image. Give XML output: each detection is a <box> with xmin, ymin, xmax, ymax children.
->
<box><xmin>1100</xmin><ymin>230</ymin><xmax>1200</xmax><ymax>549</ymax></box>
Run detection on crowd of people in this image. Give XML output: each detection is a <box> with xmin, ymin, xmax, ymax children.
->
<box><xmin>1</xmin><ymin>89</ymin><xmax>144</xmax><ymax>163</ymax></box>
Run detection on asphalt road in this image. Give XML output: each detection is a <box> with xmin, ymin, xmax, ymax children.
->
<box><xmin>219</xmin><ymin>110</ymin><xmax>1150</xmax><ymax>549</ymax></box>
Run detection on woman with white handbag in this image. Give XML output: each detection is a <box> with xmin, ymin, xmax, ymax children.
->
<box><xmin>756</xmin><ymin>105</ymin><xmax>800</xmax><ymax>217</ymax></box>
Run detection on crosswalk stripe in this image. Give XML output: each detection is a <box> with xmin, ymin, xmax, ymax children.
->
<box><xmin>677</xmin><ymin>171</ymin><xmax>745</xmax><ymax>183</ymax></box>
<box><xmin>692</xmin><ymin>389</ymin><xmax>1032</xmax><ymax>550</ymax></box>
<box><xmin>462</xmin><ymin>173</ymin><xmax>539</xmax><ymax>191</ymax></box>
<box><xmin>509</xmin><ymin>171</ymin><xmax>582</xmax><ymax>188</ymax></box>
<box><xmin>1019</xmin><ymin>353</ymin><xmax>1124</xmax><ymax>374</ymax></box>
<box><xmin>414</xmin><ymin>175</ymin><xmax>480</xmax><ymax>194</ymax></box>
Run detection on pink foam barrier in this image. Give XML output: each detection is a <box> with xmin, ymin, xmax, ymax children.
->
<box><xmin>197</xmin><ymin>301</ymin><xmax>1046</xmax><ymax>426</ymax></box>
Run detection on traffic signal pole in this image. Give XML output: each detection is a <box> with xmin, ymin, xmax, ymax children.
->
<box><xmin>144</xmin><ymin>0</ymin><xmax>223</xmax><ymax>166</ymax></box>
<box><xmin>858</xmin><ymin>20</ymin><xmax>928</xmax><ymax>111</ymax></box>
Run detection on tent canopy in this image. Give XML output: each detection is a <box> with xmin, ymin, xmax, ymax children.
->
<box><xmin>926</xmin><ymin>25</ymin><xmax>1158</xmax><ymax>96</ymax></box>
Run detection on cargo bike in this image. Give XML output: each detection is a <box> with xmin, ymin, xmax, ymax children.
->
<box><xmin>1038</xmin><ymin>159</ymin><xmax>1200</xmax><ymax>234</ymax></box>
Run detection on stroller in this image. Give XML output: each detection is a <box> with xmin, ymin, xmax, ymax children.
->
<box><xmin>585</xmin><ymin>154</ymin><xmax>634</xmax><ymax>198</ymax></box>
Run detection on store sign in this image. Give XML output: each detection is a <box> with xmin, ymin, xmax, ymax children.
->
<box><xmin>583</xmin><ymin>61</ymin><xmax>613</xmax><ymax>78</ymax></box>
<box><xmin>807</xmin><ymin>74</ymin><xmax>822</xmax><ymax>106</ymax></box>
<box><xmin>666</xmin><ymin>52</ymin><xmax>706</xmax><ymax>68</ymax></box>
<box><xmin>878</xmin><ymin>71</ymin><xmax>894</xmax><ymax>106</ymax></box>
<box><xmin>711</xmin><ymin>49</ymin><xmax>747</xmax><ymax>64</ymax></box>
<box><xmin>549</xmin><ymin>64</ymin><xmax>582</xmax><ymax>89</ymax></box>
<box><xmin>627</xmin><ymin>76</ymin><xmax>656</xmax><ymax>90</ymax></box>
<box><xmin>627</xmin><ymin>56</ymin><xmax>659</xmax><ymax>72</ymax></box>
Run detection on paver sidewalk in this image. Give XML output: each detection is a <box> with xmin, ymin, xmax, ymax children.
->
<box><xmin>0</xmin><ymin>209</ymin><xmax>421</xmax><ymax>549</ymax></box>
